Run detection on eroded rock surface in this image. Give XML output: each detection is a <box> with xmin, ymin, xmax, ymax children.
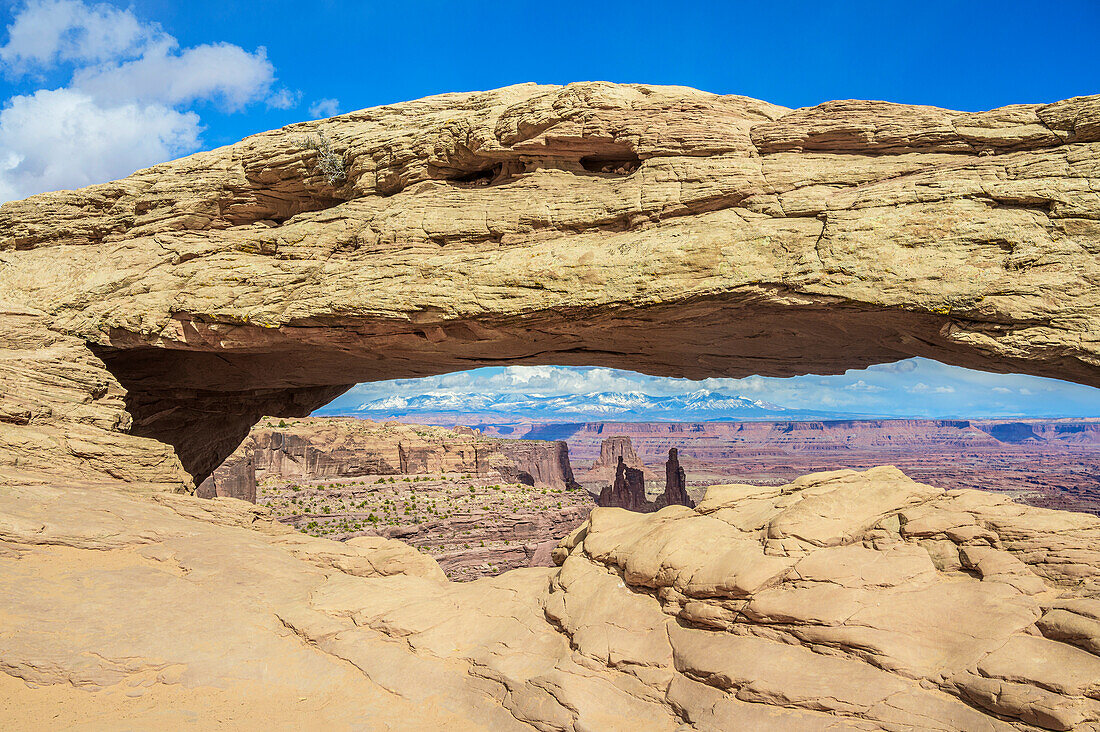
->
<box><xmin>2</xmin><ymin>83</ymin><xmax>1100</xmax><ymax>730</ymax></box>
<box><xmin>598</xmin><ymin>448</ymin><xmax>698</xmax><ymax>514</ymax></box>
<box><xmin>2</xmin><ymin>467</ymin><xmax>1098</xmax><ymax>730</ymax></box>
<box><xmin>256</xmin><ymin>469</ymin><xmax>593</xmax><ymax>581</ymax></box>
<box><xmin>196</xmin><ymin>445</ymin><xmax>256</xmax><ymax>501</ymax></box>
<box><xmin>1</xmin><ymin>84</ymin><xmax>1099</xmax><ymax>490</ymax></box>
<box><xmin>584</xmin><ymin>435</ymin><xmax>651</xmax><ymax>486</ymax></box>
<box><xmin>237</xmin><ymin>416</ymin><xmax>577</xmax><ymax>492</ymax></box>
<box><xmin>598</xmin><ymin>456</ymin><xmax>650</xmax><ymax>511</ymax></box>
<box><xmin>655</xmin><ymin>447</ymin><xmax>694</xmax><ymax>510</ymax></box>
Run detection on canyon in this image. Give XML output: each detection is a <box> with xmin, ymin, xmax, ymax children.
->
<box><xmin>200</xmin><ymin>416</ymin><xmax>578</xmax><ymax>500</ymax></box>
<box><xmin>1</xmin><ymin>83</ymin><xmax>1099</xmax><ymax>729</ymax></box>
<box><xmin>487</xmin><ymin>418</ymin><xmax>1100</xmax><ymax>515</ymax></box>
<box><xmin>597</xmin><ymin>448</ymin><xmax>697</xmax><ymax>513</ymax></box>
<box><xmin>208</xmin><ymin>418</ymin><xmax>592</xmax><ymax>579</ymax></box>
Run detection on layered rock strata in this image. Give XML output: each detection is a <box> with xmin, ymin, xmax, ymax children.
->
<box><xmin>512</xmin><ymin>419</ymin><xmax>1100</xmax><ymax>514</ymax></box>
<box><xmin>598</xmin><ymin>456</ymin><xmax>650</xmax><ymax>511</ymax></box>
<box><xmin>598</xmin><ymin>450</ymin><xmax>697</xmax><ymax>513</ymax></box>
<box><xmin>2</xmin><ymin>84</ymin><xmax>1099</xmax><ymax>490</ymax></box>
<box><xmin>196</xmin><ymin>447</ymin><xmax>256</xmax><ymax>502</ymax></box>
<box><xmin>223</xmin><ymin>417</ymin><xmax>578</xmax><ymax>494</ymax></box>
<box><xmin>2</xmin><ymin>467</ymin><xmax>1098</xmax><ymax>730</ymax></box>
<box><xmin>584</xmin><ymin>435</ymin><xmax>650</xmax><ymax>485</ymax></box>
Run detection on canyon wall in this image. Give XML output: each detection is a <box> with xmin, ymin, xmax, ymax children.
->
<box><xmin>522</xmin><ymin>419</ymin><xmax>1100</xmax><ymax>463</ymax></box>
<box><xmin>195</xmin><ymin>447</ymin><xmax>256</xmax><ymax>502</ymax></box>
<box><xmin>513</xmin><ymin>419</ymin><xmax>1100</xmax><ymax>514</ymax></box>
<box><xmin>224</xmin><ymin>417</ymin><xmax>578</xmax><ymax>494</ymax></box>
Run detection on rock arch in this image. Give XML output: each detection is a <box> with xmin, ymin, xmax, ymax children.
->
<box><xmin>1</xmin><ymin>82</ymin><xmax>1098</xmax><ymax>489</ymax></box>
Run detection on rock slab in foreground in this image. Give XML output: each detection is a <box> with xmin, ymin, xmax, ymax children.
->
<box><xmin>2</xmin><ymin>466</ymin><xmax>1098</xmax><ymax>730</ymax></box>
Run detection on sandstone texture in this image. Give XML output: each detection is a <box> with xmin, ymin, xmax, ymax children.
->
<box><xmin>2</xmin><ymin>467</ymin><xmax>1099</xmax><ymax>730</ymax></box>
<box><xmin>2</xmin><ymin>83</ymin><xmax>1099</xmax><ymax>491</ymax></box>
<box><xmin>2</xmin><ymin>83</ymin><xmax>1100</xmax><ymax>729</ymax></box>
<box><xmin>237</xmin><ymin>416</ymin><xmax>577</xmax><ymax>491</ymax></box>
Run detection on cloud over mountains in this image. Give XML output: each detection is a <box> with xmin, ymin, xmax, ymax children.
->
<box><xmin>322</xmin><ymin>360</ymin><xmax>1100</xmax><ymax>422</ymax></box>
<box><xmin>322</xmin><ymin>389</ymin><xmax>852</xmax><ymax>423</ymax></box>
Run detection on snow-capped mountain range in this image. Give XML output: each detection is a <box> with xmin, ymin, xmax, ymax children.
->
<box><xmin>315</xmin><ymin>389</ymin><xmax>857</xmax><ymax>423</ymax></box>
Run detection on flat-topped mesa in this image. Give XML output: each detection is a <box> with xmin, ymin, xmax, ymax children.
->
<box><xmin>201</xmin><ymin>418</ymin><xmax>579</xmax><ymax>500</ymax></box>
<box><xmin>1</xmin><ymin>83</ymin><xmax>1099</xmax><ymax>489</ymax></box>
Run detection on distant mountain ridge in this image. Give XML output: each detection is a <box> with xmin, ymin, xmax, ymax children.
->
<box><xmin>315</xmin><ymin>389</ymin><xmax>865</xmax><ymax>422</ymax></box>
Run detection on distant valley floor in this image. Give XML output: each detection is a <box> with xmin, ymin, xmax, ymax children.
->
<box><xmin>206</xmin><ymin>417</ymin><xmax>1100</xmax><ymax>584</ymax></box>
<box><xmin>464</xmin><ymin>418</ymin><xmax>1100</xmax><ymax>515</ymax></box>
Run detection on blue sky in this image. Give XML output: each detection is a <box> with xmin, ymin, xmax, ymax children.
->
<box><xmin>326</xmin><ymin>361</ymin><xmax>1100</xmax><ymax>420</ymax></box>
<box><xmin>2</xmin><ymin>0</ymin><xmax>1099</xmax><ymax>418</ymax></box>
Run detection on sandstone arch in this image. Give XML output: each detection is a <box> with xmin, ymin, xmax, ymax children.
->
<box><xmin>3</xmin><ymin>84</ymin><xmax>1100</xmax><ymax>732</ymax></box>
<box><xmin>1</xmin><ymin>82</ymin><xmax>1098</xmax><ymax>489</ymax></box>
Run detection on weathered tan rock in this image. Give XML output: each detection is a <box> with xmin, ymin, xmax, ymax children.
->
<box><xmin>1</xmin><ymin>83</ymin><xmax>1098</xmax><ymax>490</ymax></box>
<box><xmin>2</xmin><ymin>466</ymin><xmax>1097</xmax><ymax>729</ymax></box>
<box><xmin>2</xmin><ymin>83</ymin><xmax>1100</xmax><ymax>730</ymax></box>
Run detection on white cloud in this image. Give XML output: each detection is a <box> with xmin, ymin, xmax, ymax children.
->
<box><xmin>0</xmin><ymin>0</ymin><xmax>162</xmax><ymax>73</ymax></box>
<box><xmin>0</xmin><ymin>0</ymin><xmax>297</xmax><ymax>202</ymax></box>
<box><xmin>267</xmin><ymin>87</ymin><xmax>300</xmax><ymax>110</ymax></box>
<box><xmin>844</xmin><ymin>380</ymin><xmax>886</xmax><ymax>392</ymax></box>
<box><xmin>72</xmin><ymin>40</ymin><xmax>278</xmax><ymax>111</ymax></box>
<box><xmin>0</xmin><ymin>88</ymin><xmax>200</xmax><ymax>200</ymax></box>
<box><xmin>308</xmin><ymin>97</ymin><xmax>340</xmax><ymax>118</ymax></box>
<box><xmin>328</xmin><ymin>358</ymin><xmax>1100</xmax><ymax>420</ymax></box>
<box><xmin>908</xmin><ymin>382</ymin><xmax>955</xmax><ymax>394</ymax></box>
<box><xmin>868</xmin><ymin>360</ymin><xmax>919</xmax><ymax>374</ymax></box>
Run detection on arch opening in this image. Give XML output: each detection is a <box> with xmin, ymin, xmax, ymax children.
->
<box><xmin>182</xmin><ymin>356</ymin><xmax>1100</xmax><ymax>579</ymax></box>
<box><xmin>89</xmin><ymin>285</ymin><xmax>1100</xmax><ymax>491</ymax></box>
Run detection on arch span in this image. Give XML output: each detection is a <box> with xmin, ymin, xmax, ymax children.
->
<box><xmin>1</xmin><ymin>82</ymin><xmax>1098</xmax><ymax>488</ymax></box>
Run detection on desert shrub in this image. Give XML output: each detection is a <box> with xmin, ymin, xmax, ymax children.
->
<box><xmin>302</xmin><ymin>131</ymin><xmax>346</xmax><ymax>185</ymax></box>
